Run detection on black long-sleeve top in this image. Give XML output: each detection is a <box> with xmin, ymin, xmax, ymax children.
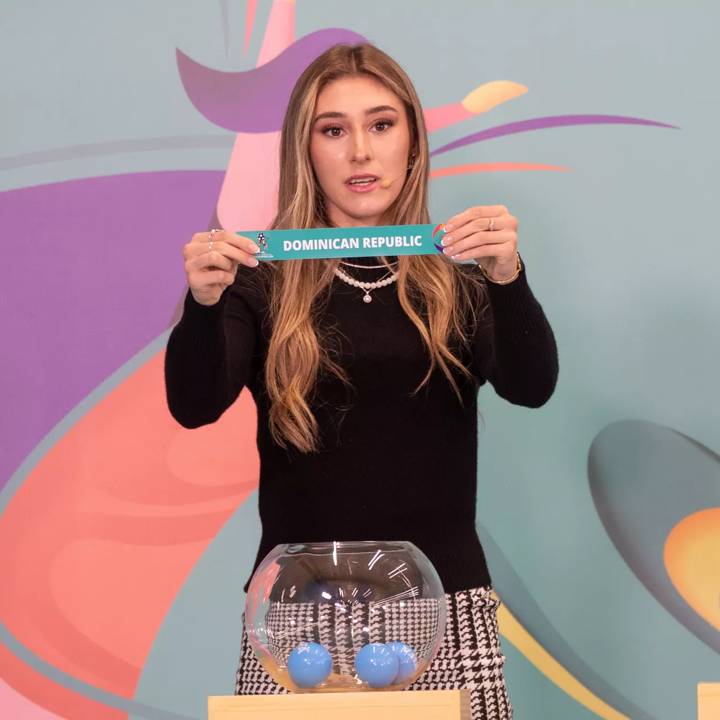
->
<box><xmin>164</xmin><ymin>256</ymin><xmax>559</xmax><ymax>593</ymax></box>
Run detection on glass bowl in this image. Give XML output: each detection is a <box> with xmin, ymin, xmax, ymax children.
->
<box><xmin>244</xmin><ymin>540</ymin><xmax>446</xmax><ymax>692</ymax></box>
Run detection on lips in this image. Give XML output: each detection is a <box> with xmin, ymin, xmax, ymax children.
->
<box><xmin>346</xmin><ymin>174</ymin><xmax>380</xmax><ymax>193</ymax></box>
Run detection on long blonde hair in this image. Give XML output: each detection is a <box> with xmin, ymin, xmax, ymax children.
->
<box><xmin>259</xmin><ymin>43</ymin><xmax>488</xmax><ymax>452</ymax></box>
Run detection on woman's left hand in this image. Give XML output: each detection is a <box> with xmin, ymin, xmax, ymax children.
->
<box><xmin>441</xmin><ymin>205</ymin><xmax>519</xmax><ymax>282</ymax></box>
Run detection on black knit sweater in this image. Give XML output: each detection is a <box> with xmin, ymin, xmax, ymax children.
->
<box><xmin>164</xmin><ymin>256</ymin><xmax>559</xmax><ymax>593</ymax></box>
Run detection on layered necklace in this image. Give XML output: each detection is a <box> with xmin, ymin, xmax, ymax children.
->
<box><xmin>333</xmin><ymin>259</ymin><xmax>399</xmax><ymax>303</ymax></box>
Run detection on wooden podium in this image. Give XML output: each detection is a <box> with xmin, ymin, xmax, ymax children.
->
<box><xmin>209</xmin><ymin>689</ymin><xmax>470</xmax><ymax>719</ymax></box>
<box><xmin>698</xmin><ymin>683</ymin><xmax>720</xmax><ymax>720</ymax></box>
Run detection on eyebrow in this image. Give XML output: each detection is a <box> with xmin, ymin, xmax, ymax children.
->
<box><xmin>313</xmin><ymin>105</ymin><xmax>399</xmax><ymax>124</ymax></box>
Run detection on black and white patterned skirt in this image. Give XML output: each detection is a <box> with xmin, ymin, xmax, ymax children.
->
<box><xmin>235</xmin><ymin>585</ymin><xmax>513</xmax><ymax>719</ymax></box>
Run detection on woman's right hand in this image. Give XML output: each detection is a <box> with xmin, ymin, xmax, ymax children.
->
<box><xmin>183</xmin><ymin>229</ymin><xmax>261</xmax><ymax>306</ymax></box>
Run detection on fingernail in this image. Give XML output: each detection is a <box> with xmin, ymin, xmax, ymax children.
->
<box><xmin>250</xmin><ymin>243</ymin><xmax>260</xmax><ymax>253</ymax></box>
<box><xmin>444</xmin><ymin>224</ymin><xmax>453</xmax><ymax>232</ymax></box>
<box><xmin>252</xmin><ymin>258</ymin><xmax>259</xmax><ymax>267</ymax></box>
<box><xmin>441</xmin><ymin>235</ymin><xmax>453</xmax><ymax>245</ymax></box>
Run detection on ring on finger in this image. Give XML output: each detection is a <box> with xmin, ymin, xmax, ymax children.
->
<box><xmin>208</xmin><ymin>227</ymin><xmax>221</xmax><ymax>253</ymax></box>
<box><xmin>488</xmin><ymin>217</ymin><xmax>496</xmax><ymax>231</ymax></box>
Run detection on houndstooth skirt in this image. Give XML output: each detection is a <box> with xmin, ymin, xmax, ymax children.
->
<box><xmin>235</xmin><ymin>585</ymin><xmax>513</xmax><ymax>719</ymax></box>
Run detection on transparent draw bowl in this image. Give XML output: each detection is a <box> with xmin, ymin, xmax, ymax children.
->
<box><xmin>244</xmin><ymin>540</ymin><xmax>447</xmax><ymax>692</ymax></box>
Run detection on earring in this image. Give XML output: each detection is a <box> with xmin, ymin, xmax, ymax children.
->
<box><xmin>407</xmin><ymin>153</ymin><xmax>416</xmax><ymax>170</ymax></box>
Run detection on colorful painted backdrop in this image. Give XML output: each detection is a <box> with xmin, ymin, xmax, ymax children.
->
<box><xmin>1</xmin><ymin>1</ymin><xmax>718</xmax><ymax>718</ymax></box>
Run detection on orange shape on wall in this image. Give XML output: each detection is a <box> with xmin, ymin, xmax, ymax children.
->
<box><xmin>664</xmin><ymin>507</ymin><xmax>720</xmax><ymax>632</ymax></box>
<box><xmin>0</xmin><ymin>349</ymin><xmax>259</xmax><ymax>714</ymax></box>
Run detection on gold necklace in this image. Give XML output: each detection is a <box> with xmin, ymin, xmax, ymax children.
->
<box><xmin>339</xmin><ymin>259</ymin><xmax>399</xmax><ymax>270</ymax></box>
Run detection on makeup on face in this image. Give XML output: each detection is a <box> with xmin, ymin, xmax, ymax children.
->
<box><xmin>309</xmin><ymin>76</ymin><xmax>412</xmax><ymax>227</ymax></box>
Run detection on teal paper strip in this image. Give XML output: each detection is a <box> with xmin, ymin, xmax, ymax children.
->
<box><xmin>235</xmin><ymin>223</ymin><xmax>447</xmax><ymax>261</ymax></box>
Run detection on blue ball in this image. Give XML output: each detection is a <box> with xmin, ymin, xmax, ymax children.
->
<box><xmin>355</xmin><ymin>643</ymin><xmax>400</xmax><ymax>688</ymax></box>
<box><xmin>287</xmin><ymin>642</ymin><xmax>332</xmax><ymax>688</ymax></box>
<box><xmin>385</xmin><ymin>641</ymin><xmax>418</xmax><ymax>682</ymax></box>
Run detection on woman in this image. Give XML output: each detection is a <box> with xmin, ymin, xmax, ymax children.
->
<box><xmin>165</xmin><ymin>43</ymin><xmax>558</xmax><ymax>719</ymax></box>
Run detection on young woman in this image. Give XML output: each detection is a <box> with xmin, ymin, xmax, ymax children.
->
<box><xmin>165</xmin><ymin>43</ymin><xmax>558</xmax><ymax>719</ymax></box>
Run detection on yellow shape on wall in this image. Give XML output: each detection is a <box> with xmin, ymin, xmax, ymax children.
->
<box><xmin>664</xmin><ymin>507</ymin><xmax>720</xmax><ymax>631</ymax></box>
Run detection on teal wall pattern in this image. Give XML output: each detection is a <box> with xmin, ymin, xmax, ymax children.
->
<box><xmin>0</xmin><ymin>2</ymin><xmax>717</xmax><ymax>718</ymax></box>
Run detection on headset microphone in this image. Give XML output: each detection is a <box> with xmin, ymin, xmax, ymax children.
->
<box><xmin>379</xmin><ymin>174</ymin><xmax>402</xmax><ymax>189</ymax></box>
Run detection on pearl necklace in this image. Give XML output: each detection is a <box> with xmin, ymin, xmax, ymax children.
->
<box><xmin>333</xmin><ymin>266</ymin><xmax>398</xmax><ymax>303</ymax></box>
